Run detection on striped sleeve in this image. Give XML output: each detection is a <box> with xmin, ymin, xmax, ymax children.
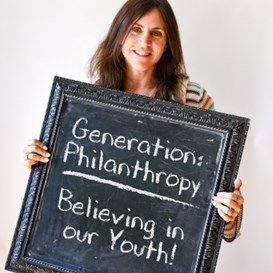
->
<box><xmin>185</xmin><ymin>80</ymin><xmax>215</xmax><ymax>110</ymax></box>
<box><xmin>223</xmin><ymin>207</ymin><xmax>243</xmax><ymax>242</ymax></box>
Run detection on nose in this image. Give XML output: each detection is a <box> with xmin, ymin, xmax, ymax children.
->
<box><xmin>139</xmin><ymin>31</ymin><xmax>152</xmax><ymax>46</ymax></box>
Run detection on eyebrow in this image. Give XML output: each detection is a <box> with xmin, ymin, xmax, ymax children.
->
<box><xmin>133</xmin><ymin>23</ymin><xmax>165</xmax><ymax>32</ymax></box>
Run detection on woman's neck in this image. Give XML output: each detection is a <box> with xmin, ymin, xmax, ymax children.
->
<box><xmin>124</xmin><ymin>70</ymin><xmax>156</xmax><ymax>98</ymax></box>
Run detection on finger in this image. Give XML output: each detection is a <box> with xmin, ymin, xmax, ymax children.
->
<box><xmin>23</xmin><ymin>139</ymin><xmax>50</xmax><ymax>169</ymax></box>
<box><xmin>212</xmin><ymin>201</ymin><xmax>237</xmax><ymax>222</ymax></box>
<box><xmin>26</xmin><ymin>152</ymin><xmax>50</xmax><ymax>163</ymax></box>
<box><xmin>234</xmin><ymin>177</ymin><xmax>243</xmax><ymax>191</ymax></box>
<box><xmin>24</xmin><ymin>152</ymin><xmax>50</xmax><ymax>170</ymax></box>
<box><xmin>24</xmin><ymin>146</ymin><xmax>51</xmax><ymax>159</ymax></box>
<box><xmin>216</xmin><ymin>191</ymin><xmax>244</xmax><ymax>205</ymax></box>
<box><xmin>23</xmin><ymin>140</ymin><xmax>50</xmax><ymax>159</ymax></box>
<box><xmin>26</xmin><ymin>138</ymin><xmax>48</xmax><ymax>150</ymax></box>
<box><xmin>217</xmin><ymin>207</ymin><xmax>234</xmax><ymax>222</ymax></box>
<box><xmin>213</xmin><ymin>196</ymin><xmax>242</xmax><ymax>215</ymax></box>
<box><xmin>233</xmin><ymin>192</ymin><xmax>244</xmax><ymax>205</ymax></box>
<box><xmin>24</xmin><ymin>158</ymin><xmax>39</xmax><ymax>170</ymax></box>
<box><xmin>212</xmin><ymin>200</ymin><xmax>237</xmax><ymax>216</ymax></box>
<box><xmin>24</xmin><ymin>138</ymin><xmax>48</xmax><ymax>149</ymax></box>
<box><xmin>213</xmin><ymin>194</ymin><xmax>235</xmax><ymax>208</ymax></box>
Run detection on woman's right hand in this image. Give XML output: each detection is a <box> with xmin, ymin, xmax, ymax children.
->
<box><xmin>23</xmin><ymin>139</ymin><xmax>51</xmax><ymax>169</ymax></box>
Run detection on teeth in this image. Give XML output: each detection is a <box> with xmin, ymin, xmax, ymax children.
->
<box><xmin>135</xmin><ymin>50</ymin><xmax>150</xmax><ymax>56</ymax></box>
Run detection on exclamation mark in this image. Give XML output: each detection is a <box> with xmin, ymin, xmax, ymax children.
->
<box><xmin>169</xmin><ymin>243</ymin><xmax>177</xmax><ymax>265</ymax></box>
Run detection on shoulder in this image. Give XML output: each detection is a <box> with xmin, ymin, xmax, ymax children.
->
<box><xmin>183</xmin><ymin>79</ymin><xmax>215</xmax><ymax>110</ymax></box>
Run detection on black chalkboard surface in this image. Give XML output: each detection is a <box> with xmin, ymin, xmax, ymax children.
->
<box><xmin>6</xmin><ymin>76</ymin><xmax>249</xmax><ymax>273</ymax></box>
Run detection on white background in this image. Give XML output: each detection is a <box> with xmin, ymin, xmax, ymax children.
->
<box><xmin>0</xmin><ymin>0</ymin><xmax>272</xmax><ymax>272</ymax></box>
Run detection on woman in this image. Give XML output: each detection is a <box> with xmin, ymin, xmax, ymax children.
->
<box><xmin>24</xmin><ymin>0</ymin><xmax>244</xmax><ymax>242</ymax></box>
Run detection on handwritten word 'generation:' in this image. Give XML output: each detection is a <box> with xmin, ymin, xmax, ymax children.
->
<box><xmin>71</xmin><ymin>117</ymin><xmax>204</xmax><ymax>166</ymax></box>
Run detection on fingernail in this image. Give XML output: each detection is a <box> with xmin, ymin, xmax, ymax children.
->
<box><xmin>44</xmin><ymin>158</ymin><xmax>49</xmax><ymax>162</ymax></box>
<box><xmin>45</xmin><ymin>152</ymin><xmax>51</xmax><ymax>157</ymax></box>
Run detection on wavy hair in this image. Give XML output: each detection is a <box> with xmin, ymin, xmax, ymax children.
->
<box><xmin>88</xmin><ymin>0</ymin><xmax>188</xmax><ymax>103</ymax></box>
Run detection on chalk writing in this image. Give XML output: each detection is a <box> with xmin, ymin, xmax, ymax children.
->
<box><xmin>109</xmin><ymin>229</ymin><xmax>178</xmax><ymax>265</ymax></box>
<box><xmin>56</xmin><ymin>115</ymin><xmax>210</xmax><ymax>266</ymax></box>
<box><xmin>58</xmin><ymin>188</ymin><xmax>156</xmax><ymax>239</ymax></box>
<box><xmin>71</xmin><ymin>117</ymin><xmax>204</xmax><ymax>165</ymax></box>
<box><xmin>62</xmin><ymin>171</ymin><xmax>197</xmax><ymax>207</ymax></box>
<box><xmin>62</xmin><ymin>225</ymin><xmax>99</xmax><ymax>245</ymax></box>
<box><xmin>62</xmin><ymin>117</ymin><xmax>205</xmax><ymax>200</ymax></box>
<box><xmin>57</xmin><ymin>187</ymin><xmax>183</xmax><ymax>266</ymax></box>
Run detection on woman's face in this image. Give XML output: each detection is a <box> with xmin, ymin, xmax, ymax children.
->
<box><xmin>121</xmin><ymin>8</ymin><xmax>167</xmax><ymax>74</ymax></box>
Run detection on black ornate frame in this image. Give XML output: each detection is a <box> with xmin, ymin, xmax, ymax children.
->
<box><xmin>6</xmin><ymin>76</ymin><xmax>249</xmax><ymax>273</ymax></box>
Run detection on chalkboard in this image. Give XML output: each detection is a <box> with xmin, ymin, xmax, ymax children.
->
<box><xmin>6</xmin><ymin>76</ymin><xmax>249</xmax><ymax>273</ymax></box>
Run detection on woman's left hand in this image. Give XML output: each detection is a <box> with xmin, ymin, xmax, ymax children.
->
<box><xmin>212</xmin><ymin>178</ymin><xmax>244</xmax><ymax>222</ymax></box>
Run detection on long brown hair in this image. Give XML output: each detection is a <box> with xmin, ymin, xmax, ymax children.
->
<box><xmin>88</xmin><ymin>0</ymin><xmax>188</xmax><ymax>103</ymax></box>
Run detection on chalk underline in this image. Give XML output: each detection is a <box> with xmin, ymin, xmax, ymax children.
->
<box><xmin>62</xmin><ymin>170</ymin><xmax>198</xmax><ymax>209</ymax></box>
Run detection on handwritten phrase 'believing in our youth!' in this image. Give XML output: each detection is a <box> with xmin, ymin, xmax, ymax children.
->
<box><xmin>54</xmin><ymin>116</ymin><xmax>211</xmax><ymax>267</ymax></box>
<box><xmin>57</xmin><ymin>187</ymin><xmax>183</xmax><ymax>266</ymax></box>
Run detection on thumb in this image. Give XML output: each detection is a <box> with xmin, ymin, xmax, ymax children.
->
<box><xmin>234</xmin><ymin>177</ymin><xmax>243</xmax><ymax>191</ymax></box>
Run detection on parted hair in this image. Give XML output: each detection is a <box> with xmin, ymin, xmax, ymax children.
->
<box><xmin>88</xmin><ymin>0</ymin><xmax>188</xmax><ymax>103</ymax></box>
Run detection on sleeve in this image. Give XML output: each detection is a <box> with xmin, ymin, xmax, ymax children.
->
<box><xmin>185</xmin><ymin>80</ymin><xmax>244</xmax><ymax>242</ymax></box>
<box><xmin>185</xmin><ymin>81</ymin><xmax>215</xmax><ymax>110</ymax></box>
<box><xmin>223</xmin><ymin>207</ymin><xmax>244</xmax><ymax>242</ymax></box>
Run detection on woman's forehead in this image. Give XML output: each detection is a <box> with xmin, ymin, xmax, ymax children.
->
<box><xmin>132</xmin><ymin>9</ymin><xmax>166</xmax><ymax>30</ymax></box>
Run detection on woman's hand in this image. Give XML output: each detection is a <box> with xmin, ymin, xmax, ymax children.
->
<box><xmin>23</xmin><ymin>139</ymin><xmax>51</xmax><ymax>169</ymax></box>
<box><xmin>212</xmin><ymin>178</ymin><xmax>244</xmax><ymax>222</ymax></box>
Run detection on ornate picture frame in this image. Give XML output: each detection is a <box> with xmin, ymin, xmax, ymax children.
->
<box><xmin>6</xmin><ymin>76</ymin><xmax>249</xmax><ymax>273</ymax></box>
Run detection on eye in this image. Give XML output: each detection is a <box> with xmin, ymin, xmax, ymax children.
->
<box><xmin>131</xmin><ymin>26</ymin><xmax>141</xmax><ymax>33</ymax></box>
<box><xmin>152</xmin><ymin>30</ymin><xmax>163</xmax><ymax>37</ymax></box>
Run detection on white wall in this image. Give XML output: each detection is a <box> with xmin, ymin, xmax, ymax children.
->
<box><xmin>0</xmin><ymin>0</ymin><xmax>272</xmax><ymax>272</ymax></box>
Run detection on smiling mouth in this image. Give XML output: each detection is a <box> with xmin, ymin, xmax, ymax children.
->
<box><xmin>134</xmin><ymin>50</ymin><xmax>151</xmax><ymax>56</ymax></box>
